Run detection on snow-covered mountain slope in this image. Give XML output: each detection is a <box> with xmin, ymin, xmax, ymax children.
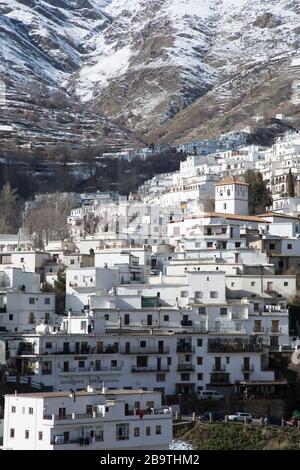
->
<box><xmin>1</xmin><ymin>0</ymin><xmax>300</xmax><ymax>151</ymax></box>
<box><xmin>70</xmin><ymin>0</ymin><xmax>300</xmax><ymax>139</ymax></box>
<box><xmin>0</xmin><ymin>0</ymin><xmax>111</xmax><ymax>86</ymax></box>
<box><xmin>0</xmin><ymin>0</ymin><xmax>141</xmax><ymax>152</ymax></box>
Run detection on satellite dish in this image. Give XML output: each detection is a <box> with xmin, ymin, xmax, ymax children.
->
<box><xmin>292</xmin><ymin>350</ymin><xmax>300</xmax><ymax>365</ymax></box>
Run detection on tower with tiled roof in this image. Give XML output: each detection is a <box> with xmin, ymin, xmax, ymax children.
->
<box><xmin>215</xmin><ymin>176</ymin><xmax>249</xmax><ymax>215</ymax></box>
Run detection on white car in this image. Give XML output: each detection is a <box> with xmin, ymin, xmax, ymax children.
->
<box><xmin>227</xmin><ymin>412</ymin><xmax>252</xmax><ymax>423</ymax></box>
<box><xmin>197</xmin><ymin>390</ymin><xmax>224</xmax><ymax>401</ymax></box>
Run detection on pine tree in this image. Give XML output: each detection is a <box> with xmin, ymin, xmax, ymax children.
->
<box><xmin>287</xmin><ymin>168</ymin><xmax>295</xmax><ymax>197</ymax></box>
<box><xmin>243</xmin><ymin>170</ymin><xmax>273</xmax><ymax>215</ymax></box>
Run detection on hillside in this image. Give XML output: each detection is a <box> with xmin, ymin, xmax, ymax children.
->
<box><xmin>0</xmin><ymin>0</ymin><xmax>300</xmax><ymax>154</ymax></box>
<box><xmin>175</xmin><ymin>421</ymin><xmax>300</xmax><ymax>450</ymax></box>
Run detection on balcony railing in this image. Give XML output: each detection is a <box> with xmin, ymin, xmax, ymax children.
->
<box><xmin>208</xmin><ymin>341</ymin><xmax>263</xmax><ymax>353</ymax></box>
<box><xmin>131</xmin><ymin>366</ymin><xmax>170</xmax><ymax>373</ymax></box>
<box><xmin>212</xmin><ymin>366</ymin><xmax>226</xmax><ymax>372</ymax></box>
<box><xmin>241</xmin><ymin>365</ymin><xmax>254</xmax><ymax>372</ymax></box>
<box><xmin>120</xmin><ymin>346</ymin><xmax>170</xmax><ymax>354</ymax></box>
<box><xmin>270</xmin><ymin>327</ymin><xmax>282</xmax><ymax>334</ymax></box>
<box><xmin>253</xmin><ymin>327</ymin><xmax>264</xmax><ymax>334</ymax></box>
<box><xmin>181</xmin><ymin>320</ymin><xmax>193</xmax><ymax>327</ymax></box>
<box><xmin>176</xmin><ymin>345</ymin><xmax>195</xmax><ymax>353</ymax></box>
<box><xmin>44</xmin><ymin>412</ymin><xmax>104</xmax><ymax>421</ymax></box>
<box><xmin>43</xmin><ymin>346</ymin><xmax>119</xmax><ymax>355</ymax></box>
<box><xmin>177</xmin><ymin>364</ymin><xmax>195</xmax><ymax>371</ymax></box>
<box><xmin>58</xmin><ymin>366</ymin><xmax>122</xmax><ymax>374</ymax></box>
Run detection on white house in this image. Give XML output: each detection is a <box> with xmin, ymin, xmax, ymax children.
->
<box><xmin>3</xmin><ymin>388</ymin><xmax>172</xmax><ymax>450</ymax></box>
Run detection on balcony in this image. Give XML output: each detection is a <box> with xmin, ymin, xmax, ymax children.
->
<box><xmin>58</xmin><ymin>366</ymin><xmax>122</xmax><ymax>375</ymax></box>
<box><xmin>121</xmin><ymin>346</ymin><xmax>170</xmax><ymax>354</ymax></box>
<box><xmin>181</xmin><ymin>320</ymin><xmax>193</xmax><ymax>327</ymax></box>
<box><xmin>241</xmin><ymin>365</ymin><xmax>254</xmax><ymax>372</ymax></box>
<box><xmin>212</xmin><ymin>366</ymin><xmax>226</xmax><ymax>372</ymax></box>
<box><xmin>176</xmin><ymin>345</ymin><xmax>195</xmax><ymax>353</ymax></box>
<box><xmin>270</xmin><ymin>327</ymin><xmax>282</xmax><ymax>334</ymax></box>
<box><xmin>208</xmin><ymin>340</ymin><xmax>263</xmax><ymax>353</ymax></box>
<box><xmin>131</xmin><ymin>366</ymin><xmax>170</xmax><ymax>373</ymax></box>
<box><xmin>17</xmin><ymin>348</ymin><xmax>35</xmax><ymax>356</ymax></box>
<box><xmin>177</xmin><ymin>364</ymin><xmax>195</xmax><ymax>372</ymax></box>
<box><xmin>209</xmin><ymin>373</ymin><xmax>230</xmax><ymax>385</ymax></box>
<box><xmin>252</xmin><ymin>327</ymin><xmax>264</xmax><ymax>334</ymax></box>
<box><xmin>44</xmin><ymin>412</ymin><xmax>104</xmax><ymax>423</ymax></box>
<box><xmin>45</xmin><ymin>346</ymin><xmax>119</xmax><ymax>355</ymax></box>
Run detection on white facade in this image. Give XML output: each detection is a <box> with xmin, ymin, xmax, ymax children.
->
<box><xmin>3</xmin><ymin>389</ymin><xmax>172</xmax><ymax>450</ymax></box>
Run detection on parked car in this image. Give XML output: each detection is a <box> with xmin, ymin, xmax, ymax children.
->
<box><xmin>198</xmin><ymin>411</ymin><xmax>226</xmax><ymax>422</ymax></box>
<box><xmin>265</xmin><ymin>416</ymin><xmax>282</xmax><ymax>426</ymax></box>
<box><xmin>286</xmin><ymin>417</ymin><xmax>299</xmax><ymax>427</ymax></box>
<box><xmin>197</xmin><ymin>390</ymin><xmax>224</xmax><ymax>401</ymax></box>
<box><xmin>227</xmin><ymin>412</ymin><xmax>252</xmax><ymax>423</ymax></box>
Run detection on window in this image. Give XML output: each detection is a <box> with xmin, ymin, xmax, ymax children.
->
<box><xmin>140</xmin><ymin>341</ymin><xmax>146</xmax><ymax>348</ymax></box>
<box><xmin>44</xmin><ymin>298</ymin><xmax>50</xmax><ymax>305</ymax></box>
<box><xmin>226</xmin><ymin>357</ymin><xmax>230</xmax><ymax>364</ymax></box>
<box><xmin>80</xmin><ymin>321</ymin><xmax>86</xmax><ymax>330</ymax></box>
<box><xmin>29</xmin><ymin>407</ymin><xmax>33</xmax><ymax>415</ymax></box>
<box><xmin>195</xmin><ymin>291</ymin><xmax>203</xmax><ymax>299</ymax></box>
<box><xmin>38</xmin><ymin>432</ymin><xmax>43</xmax><ymax>441</ymax></box>
<box><xmin>284</xmin><ymin>282</ymin><xmax>288</xmax><ymax>287</ymax></box>
<box><xmin>9</xmin><ymin>314</ymin><xmax>13</xmax><ymax>321</ymax></box>
<box><xmin>124</xmin><ymin>314</ymin><xmax>130</xmax><ymax>325</ymax></box>
<box><xmin>29</xmin><ymin>298</ymin><xmax>35</xmax><ymax>304</ymax></box>
<box><xmin>137</xmin><ymin>356</ymin><xmax>147</xmax><ymax>367</ymax></box>
<box><xmin>45</xmin><ymin>342</ymin><xmax>52</xmax><ymax>349</ymax></box>
<box><xmin>25</xmin><ymin>430</ymin><xmax>29</xmax><ymax>439</ymax></box>
<box><xmin>210</xmin><ymin>291</ymin><xmax>218</xmax><ymax>299</ymax></box>
<box><xmin>220</xmin><ymin>308</ymin><xmax>227</xmax><ymax>315</ymax></box>
<box><xmin>167</xmin><ymin>357</ymin><xmax>172</xmax><ymax>366</ymax></box>
<box><xmin>11</xmin><ymin>406</ymin><xmax>16</xmax><ymax>413</ymax></box>
<box><xmin>197</xmin><ymin>373</ymin><xmax>203</xmax><ymax>380</ymax></box>
<box><xmin>164</xmin><ymin>315</ymin><xmax>169</xmax><ymax>321</ymax></box>
<box><xmin>207</xmin><ymin>242</ymin><xmax>213</xmax><ymax>248</ymax></box>
<box><xmin>251</xmin><ymin>282</ymin><xmax>255</xmax><ymax>287</ymax></box>
<box><xmin>10</xmin><ymin>429</ymin><xmax>15</xmax><ymax>438</ymax></box>
<box><xmin>156</xmin><ymin>374</ymin><xmax>165</xmax><ymax>382</ymax></box>
<box><xmin>288</xmin><ymin>244</ymin><xmax>292</xmax><ymax>250</ymax></box>
<box><xmin>231</xmin><ymin>282</ymin><xmax>235</xmax><ymax>287</ymax></box>
<box><xmin>235</xmin><ymin>242</ymin><xmax>241</xmax><ymax>248</ymax></box>
<box><xmin>156</xmin><ymin>425</ymin><xmax>162</xmax><ymax>435</ymax></box>
<box><xmin>70</xmin><ymin>260</ymin><xmax>75</xmax><ymax>265</ymax></box>
<box><xmin>269</xmin><ymin>243</ymin><xmax>275</xmax><ymax>250</ymax></box>
<box><xmin>181</xmin><ymin>291</ymin><xmax>188</xmax><ymax>297</ymax></box>
<box><xmin>199</xmin><ymin>307</ymin><xmax>206</xmax><ymax>314</ymax></box>
<box><xmin>244</xmin><ymin>373</ymin><xmax>250</xmax><ymax>381</ymax></box>
<box><xmin>28</xmin><ymin>312</ymin><xmax>35</xmax><ymax>324</ymax></box>
<box><xmin>116</xmin><ymin>423</ymin><xmax>129</xmax><ymax>441</ymax></box>
<box><xmin>181</xmin><ymin>373</ymin><xmax>190</xmax><ymax>381</ymax></box>
<box><xmin>146</xmin><ymin>427</ymin><xmax>151</xmax><ymax>436</ymax></box>
<box><xmin>134</xmin><ymin>427</ymin><xmax>140</xmax><ymax>437</ymax></box>
<box><xmin>78</xmin><ymin>361</ymin><xmax>85</xmax><ymax>368</ymax></box>
<box><xmin>21</xmin><ymin>257</ymin><xmax>24</xmax><ymax>263</ymax></box>
<box><xmin>104</xmin><ymin>314</ymin><xmax>109</xmax><ymax>320</ymax></box>
<box><xmin>197</xmin><ymin>339</ymin><xmax>203</xmax><ymax>347</ymax></box>
<box><xmin>197</xmin><ymin>357</ymin><xmax>203</xmax><ymax>365</ymax></box>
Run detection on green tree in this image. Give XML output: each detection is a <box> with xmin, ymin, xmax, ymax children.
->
<box><xmin>287</xmin><ymin>168</ymin><xmax>295</xmax><ymax>197</ymax></box>
<box><xmin>243</xmin><ymin>170</ymin><xmax>273</xmax><ymax>215</ymax></box>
